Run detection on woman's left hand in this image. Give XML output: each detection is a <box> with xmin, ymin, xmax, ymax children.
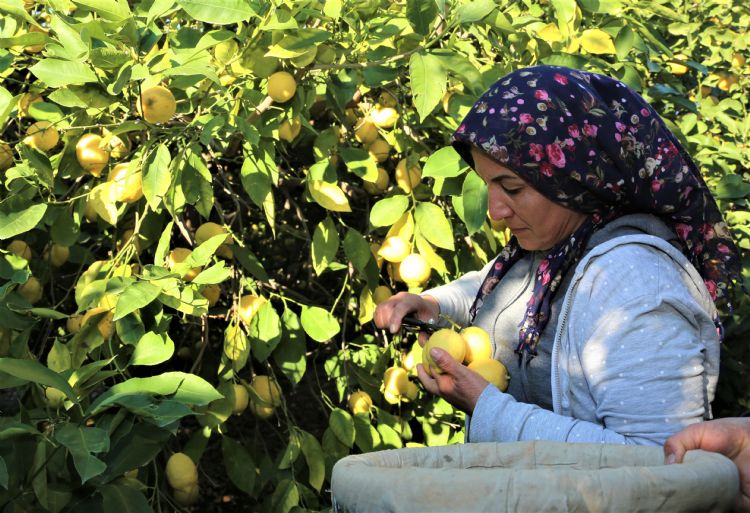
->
<box><xmin>417</xmin><ymin>347</ymin><xmax>490</xmax><ymax>414</ymax></box>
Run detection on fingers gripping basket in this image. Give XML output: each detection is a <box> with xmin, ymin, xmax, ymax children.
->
<box><xmin>331</xmin><ymin>441</ymin><xmax>739</xmax><ymax>513</ymax></box>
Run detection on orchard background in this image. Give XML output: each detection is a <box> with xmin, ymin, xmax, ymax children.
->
<box><xmin>0</xmin><ymin>0</ymin><xmax>748</xmax><ymax>511</ymax></box>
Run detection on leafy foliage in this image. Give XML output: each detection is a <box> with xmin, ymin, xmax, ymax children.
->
<box><xmin>0</xmin><ymin>0</ymin><xmax>748</xmax><ymax>511</ymax></box>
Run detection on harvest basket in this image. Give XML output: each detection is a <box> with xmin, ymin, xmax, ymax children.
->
<box><xmin>331</xmin><ymin>441</ymin><xmax>738</xmax><ymax>512</ymax></box>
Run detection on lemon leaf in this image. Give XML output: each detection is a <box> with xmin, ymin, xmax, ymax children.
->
<box><xmin>580</xmin><ymin>29</ymin><xmax>617</xmax><ymax>55</ymax></box>
<box><xmin>329</xmin><ymin>408</ymin><xmax>355</xmax><ymax>448</ymax></box>
<box><xmin>308</xmin><ymin>180</ymin><xmax>351</xmax><ymax>212</ymax></box>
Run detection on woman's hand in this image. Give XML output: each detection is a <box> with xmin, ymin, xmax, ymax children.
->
<box><xmin>373</xmin><ymin>291</ymin><xmax>440</xmax><ymax>335</ymax></box>
<box><xmin>416</xmin><ymin>347</ymin><xmax>490</xmax><ymax>414</ymax></box>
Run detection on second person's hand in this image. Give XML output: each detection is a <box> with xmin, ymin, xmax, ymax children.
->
<box><xmin>373</xmin><ymin>291</ymin><xmax>440</xmax><ymax>334</ymax></box>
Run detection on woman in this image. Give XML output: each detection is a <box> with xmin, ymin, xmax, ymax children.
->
<box><xmin>374</xmin><ymin>66</ymin><xmax>741</xmax><ymax>446</ymax></box>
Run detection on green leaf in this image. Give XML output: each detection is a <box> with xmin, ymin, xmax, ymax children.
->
<box><xmin>0</xmin><ymin>457</ymin><xmax>7</xmax><ymax>489</ymax></box>
<box><xmin>71</xmin><ymin>0</ymin><xmax>132</xmax><ymax>21</ymax></box>
<box><xmin>343</xmin><ymin>229</ymin><xmax>371</xmax><ymax>275</ymax></box>
<box><xmin>329</xmin><ymin>408</ymin><xmax>355</xmax><ymax>448</ymax></box>
<box><xmin>353</xmin><ymin>414</ymin><xmax>381</xmax><ymax>452</ymax></box>
<box><xmin>233</xmin><ymin>245</ymin><xmax>269</xmax><ymax>281</ymax></box>
<box><xmin>579</xmin><ymin>28</ymin><xmax>617</xmax><ymax>55</ymax></box>
<box><xmin>87</xmin><ymin>372</ymin><xmax>223</xmax><ymax>415</ymax></box>
<box><xmin>112</xmin><ymin>396</ymin><xmax>193</xmax><ymax>428</ymax></box>
<box><xmin>29</xmin><ymin>59</ymin><xmax>98</xmax><ymax>87</ymax></box>
<box><xmin>0</xmin><ymin>86</ymin><xmax>13</xmax><ymax>126</ymax></box>
<box><xmin>27</xmin><ymin>101</ymin><xmax>64</xmax><ymax>122</ymax></box>
<box><xmin>270</xmin><ymin>479</ymin><xmax>299</xmax><ymax>513</ymax></box>
<box><xmin>370</xmin><ymin>195</ymin><xmax>409</xmax><ymax>228</ymax></box>
<box><xmin>191</xmin><ymin>262</ymin><xmax>231</xmax><ymax>285</ymax></box>
<box><xmin>300</xmin><ymin>306</ymin><xmax>340</xmax><ymax>343</ymax></box>
<box><xmin>422</xmin><ymin>146</ymin><xmax>464</xmax><ymax>178</ymax></box>
<box><xmin>273</xmin><ymin>309</ymin><xmax>307</xmax><ymax>385</ymax></box>
<box><xmin>409</xmin><ymin>52</ymin><xmax>447</xmax><ymax>121</ymax></box>
<box><xmin>100</xmin><ymin>484</ymin><xmax>152</xmax><ymax>513</ymax></box>
<box><xmin>455</xmin><ymin>0</ymin><xmax>495</xmax><ymax>23</ymax></box>
<box><xmin>142</xmin><ymin>144</ymin><xmax>172</xmax><ymax>211</ymax></box>
<box><xmin>415</xmin><ymin>202</ymin><xmax>454</xmax><ymax>250</ymax></box>
<box><xmin>47</xmin><ymin>340</ymin><xmax>71</xmax><ymax>373</ymax></box>
<box><xmin>0</xmin><ymin>204</ymin><xmax>47</xmax><ymax>240</ymax></box>
<box><xmin>311</xmin><ymin>217</ymin><xmax>339</xmax><ymax>276</ymax></box>
<box><xmin>458</xmin><ymin>171</ymin><xmax>487</xmax><ymax>235</ymax></box>
<box><xmin>249</xmin><ymin>302</ymin><xmax>282</xmax><ymax>362</ymax></box>
<box><xmin>99</xmin><ymin>422</ymin><xmax>171</xmax><ymax>483</ymax></box>
<box><xmin>406</xmin><ymin>0</ymin><xmax>438</xmax><ymax>35</ymax></box>
<box><xmin>114</xmin><ymin>281</ymin><xmax>161</xmax><ymax>321</ymax></box>
<box><xmin>340</xmin><ymin>147</ymin><xmax>378</xmax><ymax>181</ymax></box>
<box><xmin>0</xmin><ymin>357</ymin><xmax>76</xmax><ymax>401</ymax></box>
<box><xmin>222</xmin><ymin>437</ymin><xmax>255</xmax><ymax>494</ymax></box>
<box><xmin>300</xmin><ymin>430</ymin><xmax>325</xmax><ymax>492</ymax></box>
<box><xmin>377</xmin><ymin>423</ymin><xmax>403</xmax><ymax>449</ymax></box>
<box><xmin>174</xmin><ymin>0</ymin><xmax>257</xmax><ymax>24</ymax></box>
<box><xmin>54</xmin><ymin>424</ymin><xmax>109</xmax><ymax>483</ymax></box>
<box><xmin>130</xmin><ymin>332</ymin><xmax>174</xmax><ymax>366</ymax></box>
<box><xmin>714</xmin><ymin>174</ymin><xmax>750</xmax><ymax>200</ymax></box>
<box><xmin>278</xmin><ymin>431</ymin><xmax>302</xmax><ymax>469</ymax></box>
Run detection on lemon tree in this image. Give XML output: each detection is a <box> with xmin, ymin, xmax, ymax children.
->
<box><xmin>0</xmin><ymin>0</ymin><xmax>748</xmax><ymax>511</ymax></box>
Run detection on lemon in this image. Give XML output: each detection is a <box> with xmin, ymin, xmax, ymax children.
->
<box><xmin>378</xmin><ymin>90</ymin><xmax>398</xmax><ymax>108</ymax></box>
<box><xmin>7</xmin><ymin>240</ymin><xmax>32</xmax><ymax>260</ymax></box>
<box><xmin>23</xmin><ymin>121</ymin><xmax>59</xmax><ymax>152</ymax></box>
<box><xmin>468</xmin><ymin>359</ymin><xmax>509</xmax><ymax>391</ymax></box>
<box><xmin>108</xmin><ymin>162</ymin><xmax>143</xmax><ymax>203</ymax></box>
<box><xmin>395</xmin><ymin>159</ymin><xmax>422</xmax><ymax>193</ymax></box>
<box><xmin>231</xmin><ymin>48</ymin><xmax>279</xmax><ymax>78</ymax></box>
<box><xmin>367</xmin><ymin>138</ymin><xmax>390</xmax><ymax>162</ymax></box>
<box><xmin>66</xmin><ymin>314</ymin><xmax>82</xmax><ymax>334</ymax></box>
<box><xmin>316</xmin><ymin>44</ymin><xmax>337</xmax><ymax>64</ymax></box>
<box><xmin>383</xmin><ymin>366</ymin><xmax>409</xmax><ymax>394</ymax></box>
<box><xmin>173</xmin><ymin>482</ymin><xmax>199</xmax><ymax>506</ymax></box>
<box><xmin>363</xmin><ymin>166</ymin><xmax>389</xmax><ymax>195</ymax></box>
<box><xmin>422</xmin><ymin>329</ymin><xmax>467</xmax><ymax>377</ymax></box>
<box><xmin>76</xmin><ymin>134</ymin><xmax>110</xmax><ymax>177</ymax></box>
<box><xmin>45</xmin><ymin>387</ymin><xmax>66</xmax><ymax>408</ymax></box>
<box><xmin>278</xmin><ymin>116</ymin><xmax>302</xmax><ymax>142</ymax></box>
<box><xmin>118</xmin><ymin>228</ymin><xmax>143</xmax><ymax>255</ymax></box>
<box><xmin>372</xmin><ymin>285</ymin><xmax>392</xmax><ymax>305</ymax></box>
<box><xmin>354</xmin><ymin>118</ymin><xmax>378</xmax><ymax>144</ymax></box>
<box><xmin>138</xmin><ymin>86</ymin><xmax>176</xmax><ymax>123</ymax></box>
<box><xmin>348</xmin><ymin>390</ymin><xmax>373</xmax><ymax>415</ymax></box>
<box><xmin>717</xmin><ymin>73</ymin><xmax>737</xmax><ymax>92</ymax></box>
<box><xmin>165</xmin><ymin>452</ymin><xmax>198</xmax><ymax>490</ymax></box>
<box><xmin>24</xmin><ymin>25</ymin><xmax>47</xmax><ymax>53</ymax></box>
<box><xmin>402</xmin><ymin>381</ymin><xmax>419</xmax><ymax>401</ymax></box>
<box><xmin>309</xmin><ymin>180</ymin><xmax>352</xmax><ymax>212</ymax></box>
<box><xmin>18</xmin><ymin>93</ymin><xmax>42</xmax><ymax>117</ymax></box>
<box><xmin>17</xmin><ymin>277</ymin><xmax>43</xmax><ymax>304</ymax></box>
<box><xmin>667</xmin><ymin>54</ymin><xmax>689</xmax><ymax>75</ymax></box>
<box><xmin>238</xmin><ymin>294</ymin><xmax>266</xmax><ymax>325</ymax></box>
<box><xmin>249</xmin><ymin>400</ymin><xmax>276</xmax><ymax>419</ymax></box>
<box><xmin>402</xmin><ymin>342</ymin><xmax>422</xmax><ymax>374</ymax></box>
<box><xmin>81</xmin><ymin>307</ymin><xmax>115</xmax><ymax>339</ymax></box>
<box><xmin>232</xmin><ymin>384</ymin><xmax>249</xmax><ymax>415</ymax></box>
<box><xmin>267</xmin><ymin>71</ymin><xmax>297</xmax><ymax>103</ymax></box>
<box><xmin>461</xmin><ymin>326</ymin><xmax>492</xmax><ymax>364</ymax></box>
<box><xmin>45</xmin><ymin>244</ymin><xmax>70</xmax><ymax>267</ymax></box>
<box><xmin>370</xmin><ymin>106</ymin><xmax>399</xmax><ymax>128</ymax></box>
<box><xmin>0</xmin><ymin>143</ymin><xmax>12</xmax><ymax>171</ymax></box>
<box><xmin>377</xmin><ymin>236</ymin><xmax>409</xmax><ymax>263</ymax></box>
<box><xmin>398</xmin><ymin>253</ymin><xmax>431</xmax><ymax>287</ymax></box>
<box><xmin>107</xmin><ymin>133</ymin><xmax>131</xmax><ymax>159</ymax></box>
<box><xmin>167</xmin><ymin>248</ymin><xmax>201</xmax><ymax>282</ymax></box>
<box><xmin>195</xmin><ymin>222</ymin><xmax>231</xmax><ymax>245</ymax></box>
<box><xmin>201</xmin><ymin>284</ymin><xmax>221</xmax><ymax>307</ymax></box>
<box><xmin>250</xmin><ymin>375</ymin><xmax>282</xmax><ymax>407</ymax></box>
<box><xmin>731</xmin><ymin>52</ymin><xmax>745</xmax><ymax>68</ymax></box>
<box><xmin>214</xmin><ymin>39</ymin><xmax>238</xmax><ymax>65</ymax></box>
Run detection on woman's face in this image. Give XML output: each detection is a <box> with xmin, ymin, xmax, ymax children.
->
<box><xmin>471</xmin><ymin>148</ymin><xmax>587</xmax><ymax>251</ymax></box>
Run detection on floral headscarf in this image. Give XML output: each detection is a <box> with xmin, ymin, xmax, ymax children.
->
<box><xmin>451</xmin><ymin>65</ymin><xmax>741</xmax><ymax>358</ymax></box>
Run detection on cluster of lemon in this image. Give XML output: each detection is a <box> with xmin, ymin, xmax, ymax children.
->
<box><xmin>165</xmin><ymin>452</ymin><xmax>200</xmax><ymax>506</ymax></box>
<box><xmin>223</xmin><ymin>375</ymin><xmax>283</xmax><ymax>419</ymax></box>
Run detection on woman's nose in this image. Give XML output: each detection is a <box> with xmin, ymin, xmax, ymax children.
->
<box><xmin>488</xmin><ymin>190</ymin><xmax>513</xmax><ymax>220</ymax></box>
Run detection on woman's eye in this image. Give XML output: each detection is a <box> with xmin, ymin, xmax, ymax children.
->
<box><xmin>502</xmin><ymin>187</ymin><xmax>521</xmax><ymax>195</ymax></box>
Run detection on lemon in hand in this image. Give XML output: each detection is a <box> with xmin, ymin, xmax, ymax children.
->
<box><xmin>422</xmin><ymin>329</ymin><xmax>466</xmax><ymax>377</ymax></box>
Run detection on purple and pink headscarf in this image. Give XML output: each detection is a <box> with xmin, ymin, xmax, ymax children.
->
<box><xmin>451</xmin><ymin>66</ymin><xmax>741</xmax><ymax>358</ymax></box>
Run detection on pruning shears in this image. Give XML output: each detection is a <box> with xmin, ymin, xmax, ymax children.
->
<box><xmin>400</xmin><ymin>316</ymin><xmax>439</xmax><ymax>334</ymax></box>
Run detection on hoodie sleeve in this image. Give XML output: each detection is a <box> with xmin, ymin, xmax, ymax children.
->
<box><xmin>421</xmin><ymin>260</ymin><xmax>493</xmax><ymax>328</ymax></box>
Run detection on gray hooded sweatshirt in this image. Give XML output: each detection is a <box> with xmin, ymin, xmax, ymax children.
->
<box><xmin>425</xmin><ymin>214</ymin><xmax>719</xmax><ymax>446</ymax></box>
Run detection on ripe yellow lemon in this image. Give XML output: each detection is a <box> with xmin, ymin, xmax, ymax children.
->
<box><xmin>23</xmin><ymin>121</ymin><xmax>59</xmax><ymax>152</ymax></box>
<box><xmin>0</xmin><ymin>143</ymin><xmax>12</xmax><ymax>171</ymax></box>
<box><xmin>45</xmin><ymin>244</ymin><xmax>70</xmax><ymax>267</ymax></box>
<box><xmin>45</xmin><ymin>387</ymin><xmax>66</xmax><ymax>408</ymax></box>
<box><xmin>139</xmin><ymin>86</ymin><xmax>176</xmax><ymax>123</ymax></box>
<box><xmin>195</xmin><ymin>222</ymin><xmax>231</xmax><ymax>245</ymax></box>
<box><xmin>367</xmin><ymin>138</ymin><xmax>390</xmax><ymax>162</ymax></box>
<box><xmin>201</xmin><ymin>284</ymin><xmax>221</xmax><ymax>307</ymax></box>
<box><xmin>67</xmin><ymin>314</ymin><xmax>82</xmax><ymax>334</ymax></box>
<box><xmin>354</xmin><ymin>118</ymin><xmax>378</xmax><ymax>144</ymax></box>
<box><xmin>395</xmin><ymin>159</ymin><xmax>422</xmax><ymax>193</ymax></box>
<box><xmin>249</xmin><ymin>375</ymin><xmax>282</xmax><ymax>407</ymax></box>
<box><xmin>378</xmin><ymin>90</ymin><xmax>398</xmax><ymax>108</ymax></box>
<box><xmin>370</xmin><ymin>106</ymin><xmax>399</xmax><ymax>128</ymax></box>
<box><xmin>667</xmin><ymin>54</ymin><xmax>689</xmax><ymax>75</ymax></box>
<box><xmin>214</xmin><ymin>39</ymin><xmax>238</xmax><ymax>65</ymax></box>
<box><xmin>232</xmin><ymin>384</ymin><xmax>249</xmax><ymax>415</ymax></box>
<box><xmin>372</xmin><ymin>285</ymin><xmax>392</xmax><ymax>305</ymax></box>
<box><xmin>267</xmin><ymin>71</ymin><xmax>297</xmax><ymax>103</ymax></box>
<box><xmin>81</xmin><ymin>307</ymin><xmax>115</xmax><ymax>339</ymax></box>
<box><xmin>106</xmin><ymin>133</ymin><xmax>131</xmax><ymax>159</ymax></box>
<box><xmin>7</xmin><ymin>240</ymin><xmax>32</xmax><ymax>260</ymax></box>
<box><xmin>249</xmin><ymin>400</ymin><xmax>276</xmax><ymax>419</ymax></box>
<box><xmin>173</xmin><ymin>482</ymin><xmax>199</xmax><ymax>506</ymax></box>
<box><xmin>383</xmin><ymin>366</ymin><xmax>409</xmax><ymax>394</ymax></box>
<box><xmin>402</xmin><ymin>342</ymin><xmax>422</xmax><ymax>374</ymax></box>
<box><xmin>348</xmin><ymin>390</ymin><xmax>373</xmax><ymax>415</ymax></box>
<box><xmin>278</xmin><ymin>116</ymin><xmax>302</xmax><ymax>142</ymax></box>
<box><xmin>17</xmin><ymin>277</ymin><xmax>43</xmax><ymax>304</ymax></box>
<box><xmin>398</xmin><ymin>253</ymin><xmax>431</xmax><ymax>287</ymax></box>
<box><xmin>377</xmin><ymin>236</ymin><xmax>409</xmax><ymax>263</ymax></box>
<box><xmin>118</xmin><ymin>228</ymin><xmax>143</xmax><ymax>255</ymax></box>
<box><xmin>363</xmin><ymin>166</ymin><xmax>389</xmax><ymax>195</ymax></box>
<box><xmin>422</xmin><ymin>329</ymin><xmax>467</xmax><ymax>377</ymax></box>
<box><xmin>76</xmin><ymin>133</ymin><xmax>110</xmax><ymax>177</ymax></box>
<box><xmin>165</xmin><ymin>452</ymin><xmax>198</xmax><ymax>490</ymax></box>
<box><xmin>717</xmin><ymin>73</ymin><xmax>737</xmax><ymax>92</ymax></box>
<box><xmin>731</xmin><ymin>52</ymin><xmax>745</xmax><ymax>68</ymax></box>
<box><xmin>238</xmin><ymin>294</ymin><xmax>266</xmax><ymax>325</ymax></box>
<box><xmin>468</xmin><ymin>359</ymin><xmax>509</xmax><ymax>391</ymax></box>
<box><xmin>402</xmin><ymin>381</ymin><xmax>418</xmax><ymax>401</ymax></box>
<box><xmin>167</xmin><ymin>248</ymin><xmax>201</xmax><ymax>282</ymax></box>
<box><xmin>18</xmin><ymin>93</ymin><xmax>42</xmax><ymax>117</ymax></box>
<box><xmin>461</xmin><ymin>326</ymin><xmax>492</xmax><ymax>364</ymax></box>
<box><xmin>108</xmin><ymin>163</ymin><xmax>143</xmax><ymax>203</ymax></box>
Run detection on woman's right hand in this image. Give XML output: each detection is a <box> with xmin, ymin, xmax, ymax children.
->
<box><xmin>373</xmin><ymin>292</ymin><xmax>440</xmax><ymax>335</ymax></box>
